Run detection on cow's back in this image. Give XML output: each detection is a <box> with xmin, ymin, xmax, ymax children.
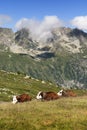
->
<box><xmin>62</xmin><ymin>90</ymin><xmax>76</xmax><ymax>97</ymax></box>
<box><xmin>44</xmin><ymin>92</ymin><xmax>59</xmax><ymax>100</ymax></box>
<box><xmin>17</xmin><ymin>94</ymin><xmax>32</xmax><ymax>102</ymax></box>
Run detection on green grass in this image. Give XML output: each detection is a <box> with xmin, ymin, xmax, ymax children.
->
<box><xmin>0</xmin><ymin>70</ymin><xmax>59</xmax><ymax>101</ymax></box>
<box><xmin>0</xmin><ymin>70</ymin><xmax>87</xmax><ymax>101</ymax></box>
<box><xmin>0</xmin><ymin>51</ymin><xmax>87</xmax><ymax>89</ymax></box>
<box><xmin>0</xmin><ymin>71</ymin><xmax>87</xmax><ymax>129</ymax></box>
<box><xmin>0</xmin><ymin>97</ymin><xmax>87</xmax><ymax>130</ymax></box>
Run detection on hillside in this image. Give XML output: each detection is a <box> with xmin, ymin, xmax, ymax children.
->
<box><xmin>0</xmin><ymin>27</ymin><xmax>87</xmax><ymax>89</ymax></box>
<box><xmin>1</xmin><ymin>96</ymin><xmax>87</xmax><ymax>130</ymax></box>
<box><xmin>0</xmin><ymin>70</ymin><xmax>59</xmax><ymax>101</ymax></box>
<box><xmin>1</xmin><ymin>70</ymin><xmax>87</xmax><ymax>130</ymax></box>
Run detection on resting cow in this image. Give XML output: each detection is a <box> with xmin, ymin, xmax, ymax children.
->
<box><xmin>36</xmin><ymin>91</ymin><xmax>60</xmax><ymax>101</ymax></box>
<box><xmin>12</xmin><ymin>94</ymin><xmax>32</xmax><ymax>104</ymax></box>
<box><xmin>58</xmin><ymin>89</ymin><xmax>76</xmax><ymax>97</ymax></box>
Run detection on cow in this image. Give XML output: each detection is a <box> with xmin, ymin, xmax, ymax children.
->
<box><xmin>58</xmin><ymin>89</ymin><xmax>76</xmax><ymax>97</ymax></box>
<box><xmin>12</xmin><ymin>94</ymin><xmax>32</xmax><ymax>104</ymax></box>
<box><xmin>36</xmin><ymin>91</ymin><xmax>60</xmax><ymax>101</ymax></box>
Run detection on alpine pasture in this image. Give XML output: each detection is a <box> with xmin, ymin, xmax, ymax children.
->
<box><xmin>0</xmin><ymin>70</ymin><xmax>87</xmax><ymax>130</ymax></box>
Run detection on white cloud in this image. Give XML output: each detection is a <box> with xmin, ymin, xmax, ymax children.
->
<box><xmin>15</xmin><ymin>16</ymin><xmax>63</xmax><ymax>42</ymax></box>
<box><xmin>0</xmin><ymin>15</ymin><xmax>12</xmax><ymax>26</ymax></box>
<box><xmin>70</xmin><ymin>16</ymin><xmax>87</xmax><ymax>30</ymax></box>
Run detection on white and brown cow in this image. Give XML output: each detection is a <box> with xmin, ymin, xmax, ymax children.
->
<box><xmin>58</xmin><ymin>89</ymin><xmax>76</xmax><ymax>97</ymax></box>
<box><xmin>36</xmin><ymin>91</ymin><xmax>60</xmax><ymax>101</ymax></box>
<box><xmin>12</xmin><ymin>94</ymin><xmax>32</xmax><ymax>104</ymax></box>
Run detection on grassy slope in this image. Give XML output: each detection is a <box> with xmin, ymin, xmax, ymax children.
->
<box><xmin>0</xmin><ymin>70</ymin><xmax>58</xmax><ymax>101</ymax></box>
<box><xmin>0</xmin><ymin>70</ymin><xmax>87</xmax><ymax>130</ymax></box>
<box><xmin>0</xmin><ymin>97</ymin><xmax>87</xmax><ymax>130</ymax></box>
<box><xmin>0</xmin><ymin>51</ymin><xmax>87</xmax><ymax>89</ymax></box>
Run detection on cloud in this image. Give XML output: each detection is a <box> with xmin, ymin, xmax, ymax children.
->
<box><xmin>0</xmin><ymin>15</ymin><xmax>12</xmax><ymax>26</ymax></box>
<box><xmin>15</xmin><ymin>16</ymin><xmax>63</xmax><ymax>42</ymax></box>
<box><xmin>70</xmin><ymin>16</ymin><xmax>87</xmax><ymax>30</ymax></box>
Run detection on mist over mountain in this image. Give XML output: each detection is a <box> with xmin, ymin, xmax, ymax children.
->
<box><xmin>15</xmin><ymin>16</ymin><xmax>63</xmax><ymax>43</ymax></box>
<box><xmin>0</xmin><ymin>26</ymin><xmax>87</xmax><ymax>89</ymax></box>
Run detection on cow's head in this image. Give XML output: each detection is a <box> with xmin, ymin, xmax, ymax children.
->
<box><xmin>12</xmin><ymin>96</ymin><xmax>18</xmax><ymax>104</ymax></box>
<box><xmin>57</xmin><ymin>90</ymin><xmax>63</xmax><ymax>96</ymax></box>
<box><xmin>36</xmin><ymin>91</ymin><xmax>44</xmax><ymax>99</ymax></box>
<box><xmin>36</xmin><ymin>91</ymin><xmax>47</xmax><ymax>100</ymax></box>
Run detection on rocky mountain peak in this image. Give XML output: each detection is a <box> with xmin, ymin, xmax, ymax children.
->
<box><xmin>0</xmin><ymin>27</ymin><xmax>87</xmax><ymax>89</ymax></box>
<box><xmin>0</xmin><ymin>27</ymin><xmax>87</xmax><ymax>56</ymax></box>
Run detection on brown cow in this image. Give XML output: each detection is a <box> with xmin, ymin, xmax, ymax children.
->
<box><xmin>36</xmin><ymin>91</ymin><xmax>60</xmax><ymax>101</ymax></box>
<box><xmin>12</xmin><ymin>94</ymin><xmax>32</xmax><ymax>104</ymax></box>
<box><xmin>58</xmin><ymin>89</ymin><xmax>76</xmax><ymax>97</ymax></box>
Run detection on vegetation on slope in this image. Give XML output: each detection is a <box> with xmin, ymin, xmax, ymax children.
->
<box><xmin>0</xmin><ymin>69</ymin><xmax>87</xmax><ymax>101</ymax></box>
<box><xmin>0</xmin><ymin>70</ymin><xmax>87</xmax><ymax>130</ymax></box>
<box><xmin>0</xmin><ymin>70</ymin><xmax>59</xmax><ymax>101</ymax></box>
<box><xmin>0</xmin><ymin>51</ymin><xmax>87</xmax><ymax>89</ymax></box>
<box><xmin>1</xmin><ymin>97</ymin><xmax>87</xmax><ymax>130</ymax></box>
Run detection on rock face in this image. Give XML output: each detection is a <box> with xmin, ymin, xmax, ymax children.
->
<box><xmin>0</xmin><ymin>27</ymin><xmax>87</xmax><ymax>89</ymax></box>
<box><xmin>0</xmin><ymin>27</ymin><xmax>87</xmax><ymax>56</ymax></box>
<box><xmin>0</xmin><ymin>28</ymin><xmax>14</xmax><ymax>51</ymax></box>
<box><xmin>49</xmin><ymin>27</ymin><xmax>87</xmax><ymax>54</ymax></box>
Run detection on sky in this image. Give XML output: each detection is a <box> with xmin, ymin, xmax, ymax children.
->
<box><xmin>0</xmin><ymin>0</ymin><xmax>87</xmax><ymax>32</ymax></box>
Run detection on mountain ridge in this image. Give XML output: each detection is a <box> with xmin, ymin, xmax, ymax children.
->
<box><xmin>0</xmin><ymin>27</ymin><xmax>87</xmax><ymax>89</ymax></box>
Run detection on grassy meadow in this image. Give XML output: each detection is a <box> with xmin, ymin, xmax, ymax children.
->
<box><xmin>1</xmin><ymin>97</ymin><xmax>87</xmax><ymax>130</ymax></box>
<box><xmin>0</xmin><ymin>70</ymin><xmax>87</xmax><ymax>130</ymax></box>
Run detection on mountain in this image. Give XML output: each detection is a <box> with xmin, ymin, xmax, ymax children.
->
<box><xmin>0</xmin><ymin>27</ymin><xmax>87</xmax><ymax>89</ymax></box>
